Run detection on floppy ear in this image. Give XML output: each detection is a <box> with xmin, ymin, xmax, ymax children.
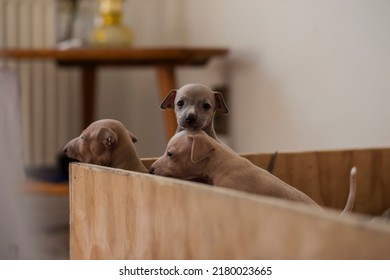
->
<box><xmin>96</xmin><ymin>127</ymin><xmax>118</xmax><ymax>148</ymax></box>
<box><xmin>214</xmin><ymin>92</ymin><xmax>229</xmax><ymax>114</ymax></box>
<box><xmin>189</xmin><ymin>134</ymin><xmax>215</xmax><ymax>163</ymax></box>
<box><xmin>160</xmin><ymin>89</ymin><xmax>177</xmax><ymax>110</ymax></box>
<box><xmin>127</xmin><ymin>130</ymin><xmax>138</xmax><ymax>143</ymax></box>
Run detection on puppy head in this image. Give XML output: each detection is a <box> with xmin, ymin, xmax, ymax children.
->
<box><xmin>160</xmin><ymin>84</ymin><xmax>229</xmax><ymax>131</ymax></box>
<box><xmin>149</xmin><ymin>130</ymin><xmax>215</xmax><ymax>179</ymax></box>
<box><xmin>63</xmin><ymin>119</ymin><xmax>137</xmax><ymax>166</ymax></box>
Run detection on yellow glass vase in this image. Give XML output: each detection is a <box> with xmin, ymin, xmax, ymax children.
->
<box><xmin>91</xmin><ymin>0</ymin><xmax>133</xmax><ymax>47</ymax></box>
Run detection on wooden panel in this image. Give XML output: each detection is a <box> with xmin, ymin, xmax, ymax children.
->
<box><xmin>25</xmin><ymin>181</ymin><xmax>69</xmax><ymax>196</ymax></box>
<box><xmin>28</xmin><ymin>147</ymin><xmax>390</xmax><ymax>215</ymax></box>
<box><xmin>144</xmin><ymin>147</ymin><xmax>390</xmax><ymax>215</ymax></box>
<box><xmin>0</xmin><ymin>48</ymin><xmax>228</xmax><ymax>66</ymax></box>
<box><xmin>242</xmin><ymin>148</ymin><xmax>390</xmax><ymax>215</ymax></box>
<box><xmin>70</xmin><ymin>163</ymin><xmax>390</xmax><ymax>260</ymax></box>
<box><xmin>141</xmin><ymin>158</ymin><xmax>157</xmax><ymax>169</ymax></box>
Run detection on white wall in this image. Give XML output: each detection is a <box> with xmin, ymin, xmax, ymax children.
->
<box><xmin>102</xmin><ymin>0</ymin><xmax>390</xmax><ymax>156</ymax></box>
<box><xmin>96</xmin><ymin>0</ymin><xmax>188</xmax><ymax>157</ymax></box>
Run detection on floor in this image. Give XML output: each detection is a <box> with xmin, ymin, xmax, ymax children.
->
<box><xmin>18</xmin><ymin>192</ymin><xmax>69</xmax><ymax>260</ymax></box>
<box><xmin>21</xmin><ymin>162</ymin><xmax>70</xmax><ymax>259</ymax></box>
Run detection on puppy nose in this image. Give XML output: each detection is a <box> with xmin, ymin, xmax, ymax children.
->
<box><xmin>149</xmin><ymin>167</ymin><xmax>155</xmax><ymax>174</ymax></box>
<box><xmin>186</xmin><ymin>114</ymin><xmax>197</xmax><ymax>124</ymax></box>
<box><xmin>63</xmin><ymin>146</ymin><xmax>68</xmax><ymax>155</ymax></box>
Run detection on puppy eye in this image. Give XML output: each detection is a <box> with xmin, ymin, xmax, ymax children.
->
<box><xmin>80</xmin><ymin>135</ymin><xmax>85</xmax><ymax>140</ymax></box>
<box><xmin>167</xmin><ymin>151</ymin><xmax>173</xmax><ymax>158</ymax></box>
<box><xmin>176</xmin><ymin>100</ymin><xmax>184</xmax><ymax>108</ymax></box>
<box><xmin>203</xmin><ymin>103</ymin><xmax>211</xmax><ymax>110</ymax></box>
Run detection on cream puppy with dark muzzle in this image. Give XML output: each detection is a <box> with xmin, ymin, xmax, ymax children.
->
<box><xmin>149</xmin><ymin>130</ymin><xmax>321</xmax><ymax>207</ymax></box>
<box><xmin>160</xmin><ymin>83</ymin><xmax>229</xmax><ymax>141</ymax></box>
<box><xmin>63</xmin><ymin>119</ymin><xmax>148</xmax><ymax>173</ymax></box>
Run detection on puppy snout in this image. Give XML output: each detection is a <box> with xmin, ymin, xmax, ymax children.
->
<box><xmin>149</xmin><ymin>166</ymin><xmax>155</xmax><ymax>174</ymax></box>
<box><xmin>63</xmin><ymin>145</ymin><xmax>68</xmax><ymax>155</ymax></box>
<box><xmin>186</xmin><ymin>113</ymin><xmax>197</xmax><ymax>124</ymax></box>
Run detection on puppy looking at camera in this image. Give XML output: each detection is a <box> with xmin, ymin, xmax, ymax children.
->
<box><xmin>160</xmin><ymin>83</ymin><xmax>229</xmax><ymax>141</ymax></box>
<box><xmin>63</xmin><ymin>119</ymin><xmax>148</xmax><ymax>173</ymax></box>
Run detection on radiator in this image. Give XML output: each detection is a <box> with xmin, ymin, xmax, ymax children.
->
<box><xmin>0</xmin><ymin>0</ymin><xmax>81</xmax><ymax>168</ymax></box>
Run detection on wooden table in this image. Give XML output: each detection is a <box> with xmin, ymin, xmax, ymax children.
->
<box><xmin>0</xmin><ymin>47</ymin><xmax>228</xmax><ymax>138</ymax></box>
<box><xmin>25</xmin><ymin>181</ymin><xmax>69</xmax><ymax>196</ymax></box>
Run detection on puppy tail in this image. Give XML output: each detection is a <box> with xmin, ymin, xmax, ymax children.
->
<box><xmin>267</xmin><ymin>151</ymin><xmax>278</xmax><ymax>174</ymax></box>
<box><xmin>341</xmin><ymin>166</ymin><xmax>357</xmax><ymax>216</ymax></box>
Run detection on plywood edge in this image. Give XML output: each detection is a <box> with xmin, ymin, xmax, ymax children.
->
<box><xmin>70</xmin><ymin>163</ymin><xmax>390</xmax><ymax>259</ymax></box>
<box><xmin>69</xmin><ymin>162</ymin><xmax>390</xmax><ymax>234</ymax></box>
<box><xmin>142</xmin><ymin>146</ymin><xmax>390</xmax><ymax>172</ymax></box>
<box><xmin>239</xmin><ymin>146</ymin><xmax>390</xmax><ymax>157</ymax></box>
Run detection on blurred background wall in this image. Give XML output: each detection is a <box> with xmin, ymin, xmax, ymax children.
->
<box><xmin>97</xmin><ymin>0</ymin><xmax>390</xmax><ymax>156</ymax></box>
<box><xmin>1</xmin><ymin>0</ymin><xmax>389</xmax><ymax>260</ymax></box>
<box><xmin>130</xmin><ymin>0</ymin><xmax>390</xmax><ymax>154</ymax></box>
<box><xmin>1</xmin><ymin>0</ymin><xmax>389</xmax><ymax>163</ymax></box>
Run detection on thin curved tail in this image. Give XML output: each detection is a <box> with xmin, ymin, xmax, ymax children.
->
<box><xmin>341</xmin><ymin>166</ymin><xmax>357</xmax><ymax>215</ymax></box>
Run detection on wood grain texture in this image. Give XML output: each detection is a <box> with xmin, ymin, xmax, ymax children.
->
<box><xmin>81</xmin><ymin>66</ymin><xmax>96</xmax><ymax>128</ymax></box>
<box><xmin>242</xmin><ymin>147</ymin><xmax>390</xmax><ymax>215</ymax></box>
<box><xmin>29</xmin><ymin>147</ymin><xmax>390</xmax><ymax>216</ymax></box>
<box><xmin>0</xmin><ymin>47</ymin><xmax>228</xmax><ymax>138</ymax></box>
<box><xmin>25</xmin><ymin>181</ymin><xmax>69</xmax><ymax>196</ymax></box>
<box><xmin>145</xmin><ymin>147</ymin><xmax>390</xmax><ymax>215</ymax></box>
<box><xmin>0</xmin><ymin>47</ymin><xmax>228</xmax><ymax>66</ymax></box>
<box><xmin>70</xmin><ymin>163</ymin><xmax>390</xmax><ymax>260</ymax></box>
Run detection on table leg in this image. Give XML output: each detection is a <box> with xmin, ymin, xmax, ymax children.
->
<box><xmin>157</xmin><ymin>66</ymin><xmax>177</xmax><ymax>140</ymax></box>
<box><xmin>81</xmin><ymin>66</ymin><xmax>96</xmax><ymax>129</ymax></box>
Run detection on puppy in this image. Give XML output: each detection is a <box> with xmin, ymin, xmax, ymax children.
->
<box><xmin>160</xmin><ymin>84</ymin><xmax>229</xmax><ymax>141</ymax></box>
<box><xmin>149</xmin><ymin>130</ymin><xmax>321</xmax><ymax>207</ymax></box>
<box><xmin>63</xmin><ymin>119</ymin><xmax>148</xmax><ymax>173</ymax></box>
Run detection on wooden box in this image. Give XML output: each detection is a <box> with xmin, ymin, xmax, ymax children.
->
<box><xmin>70</xmin><ymin>148</ymin><xmax>390</xmax><ymax>259</ymax></box>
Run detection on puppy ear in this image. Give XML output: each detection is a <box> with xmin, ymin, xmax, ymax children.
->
<box><xmin>189</xmin><ymin>134</ymin><xmax>215</xmax><ymax>163</ymax></box>
<box><xmin>160</xmin><ymin>89</ymin><xmax>177</xmax><ymax>110</ymax></box>
<box><xmin>214</xmin><ymin>92</ymin><xmax>229</xmax><ymax>114</ymax></box>
<box><xmin>96</xmin><ymin>127</ymin><xmax>118</xmax><ymax>148</ymax></box>
<box><xmin>126</xmin><ymin>130</ymin><xmax>138</xmax><ymax>143</ymax></box>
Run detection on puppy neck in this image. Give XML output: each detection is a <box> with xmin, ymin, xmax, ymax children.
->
<box><xmin>111</xmin><ymin>135</ymin><xmax>148</xmax><ymax>173</ymax></box>
<box><xmin>176</xmin><ymin>122</ymin><xmax>218</xmax><ymax>140</ymax></box>
<box><xmin>198</xmin><ymin>139</ymin><xmax>236</xmax><ymax>181</ymax></box>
